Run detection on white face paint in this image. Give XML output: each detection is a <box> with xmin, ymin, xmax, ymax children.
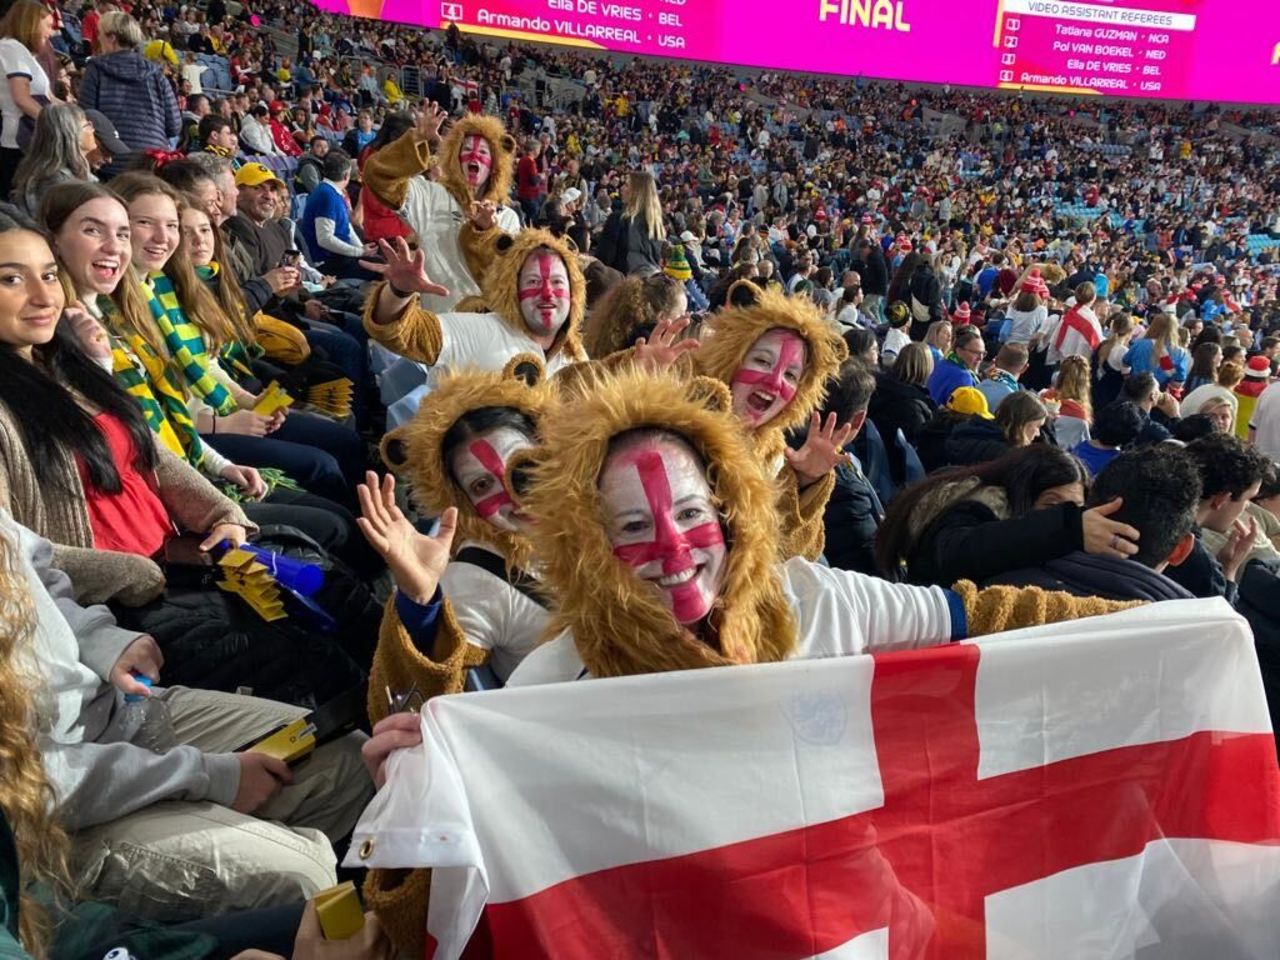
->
<box><xmin>599</xmin><ymin>435</ymin><xmax>727</xmax><ymax>626</ymax></box>
<box><xmin>447</xmin><ymin>424</ymin><xmax>533</xmax><ymax>534</ymax></box>
<box><xmin>729</xmin><ymin>328</ymin><xmax>807</xmax><ymax>427</ymax></box>
<box><xmin>517</xmin><ymin>250</ymin><xmax>572</xmax><ymax>340</ymax></box>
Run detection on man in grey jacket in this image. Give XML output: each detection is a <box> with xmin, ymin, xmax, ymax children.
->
<box><xmin>4</xmin><ymin>510</ymin><xmax>371</xmax><ymax>922</ymax></box>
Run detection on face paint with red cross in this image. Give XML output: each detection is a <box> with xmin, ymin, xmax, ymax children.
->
<box><xmin>517</xmin><ymin>251</ymin><xmax>571</xmax><ymax>337</ymax></box>
<box><xmin>458</xmin><ymin>134</ymin><xmax>492</xmax><ymax>189</ymax></box>
<box><xmin>729</xmin><ymin>328</ymin><xmax>808</xmax><ymax>427</ymax></box>
<box><xmin>447</xmin><ymin>425</ymin><xmax>533</xmax><ymax>534</ymax></box>
<box><xmin>600</xmin><ymin>437</ymin><xmax>727</xmax><ymax>626</ymax></box>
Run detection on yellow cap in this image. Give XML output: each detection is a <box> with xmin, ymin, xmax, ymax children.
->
<box><xmin>947</xmin><ymin>386</ymin><xmax>994</xmax><ymax>420</ymax></box>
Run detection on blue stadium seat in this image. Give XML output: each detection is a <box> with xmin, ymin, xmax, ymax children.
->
<box><xmin>894</xmin><ymin>429</ymin><xmax>925</xmax><ymax>488</ymax></box>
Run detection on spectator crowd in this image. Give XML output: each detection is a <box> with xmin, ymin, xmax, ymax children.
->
<box><xmin>0</xmin><ymin>0</ymin><xmax>1276</xmax><ymax>954</ymax></box>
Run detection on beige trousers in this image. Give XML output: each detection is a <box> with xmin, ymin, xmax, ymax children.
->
<box><xmin>71</xmin><ymin>687</ymin><xmax>372</xmax><ymax>923</ymax></box>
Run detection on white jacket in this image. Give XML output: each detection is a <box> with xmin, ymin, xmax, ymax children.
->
<box><xmin>443</xmin><ymin>543</ymin><xmax>548</xmax><ymax>682</ymax></box>
<box><xmin>398</xmin><ymin>178</ymin><xmax>521</xmax><ymax>315</ymax></box>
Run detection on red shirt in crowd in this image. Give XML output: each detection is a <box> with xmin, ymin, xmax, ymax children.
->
<box><xmin>78</xmin><ymin>414</ymin><xmax>172</xmax><ymax>559</ymax></box>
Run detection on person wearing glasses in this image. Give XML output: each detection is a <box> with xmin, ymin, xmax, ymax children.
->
<box><xmin>927</xmin><ymin>324</ymin><xmax>985</xmax><ymax>406</ymax></box>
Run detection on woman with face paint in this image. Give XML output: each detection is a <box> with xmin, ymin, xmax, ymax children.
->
<box><xmin>354</xmin><ymin>370</ymin><xmax>1141</xmax><ymax>954</ymax></box>
<box><xmin>361</xmin><ymin>228</ymin><xmax>586</xmax><ymax>418</ymax></box>
<box><xmin>633</xmin><ymin>281</ymin><xmax>853</xmax><ymax>560</ymax></box>
<box><xmin>362</xmin><ymin>102</ymin><xmax>522</xmax><ymax>314</ymax></box>
<box><xmin>357</xmin><ymin>363</ymin><xmax>553</xmax><ymax>705</ymax></box>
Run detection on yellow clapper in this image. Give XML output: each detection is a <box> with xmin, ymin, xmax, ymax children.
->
<box><xmin>252</xmin><ymin>381</ymin><xmax>295</xmax><ymax>417</ymax></box>
<box><xmin>313</xmin><ymin>881</ymin><xmax>365</xmax><ymax>940</ymax></box>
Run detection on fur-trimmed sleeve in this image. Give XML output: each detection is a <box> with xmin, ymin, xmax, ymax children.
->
<box><xmin>776</xmin><ymin>464</ymin><xmax>834</xmax><ymax>562</ymax></box>
<box><xmin>362</xmin><ymin>281</ymin><xmax>445</xmax><ymax>365</ymax></box>
<box><xmin>951</xmin><ymin>580</ymin><xmax>1143</xmax><ymax>637</ymax></box>
<box><xmin>362</xmin><ymin>131</ymin><xmax>434</xmax><ymax>213</ymax></box>
<box><xmin>367</xmin><ymin>593</ymin><xmax>489</xmax><ymax>725</ymax></box>
<box><xmin>362</xmin><ymin>592</ymin><xmax>489</xmax><ymax>960</ymax></box>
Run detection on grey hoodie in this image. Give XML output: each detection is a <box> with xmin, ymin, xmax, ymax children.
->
<box><xmin>4</xmin><ymin>511</ymin><xmax>238</xmax><ymax>829</ymax></box>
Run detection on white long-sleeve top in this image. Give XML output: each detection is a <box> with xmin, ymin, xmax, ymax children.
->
<box><xmin>442</xmin><ymin>542</ymin><xmax>549</xmax><ymax>682</ymax></box>
<box><xmin>507</xmin><ymin>557</ymin><xmax>955</xmax><ymax>686</ymax></box>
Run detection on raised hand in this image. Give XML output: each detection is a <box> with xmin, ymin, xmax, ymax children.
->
<box><xmin>415</xmin><ymin>100</ymin><xmax>448</xmax><ymax>147</ymax></box>
<box><xmin>784</xmin><ymin>411</ymin><xmax>856</xmax><ymax>488</ymax></box>
<box><xmin>633</xmin><ymin>314</ymin><xmax>699</xmax><ymax>372</ymax></box>
<box><xmin>468</xmin><ymin>200</ymin><xmax>498</xmax><ymax>232</ymax></box>
<box><xmin>360</xmin><ymin>237</ymin><xmax>450</xmax><ymax>300</ymax></box>
<box><xmin>357</xmin><ymin>471</ymin><xmax>457</xmax><ymax>604</ymax></box>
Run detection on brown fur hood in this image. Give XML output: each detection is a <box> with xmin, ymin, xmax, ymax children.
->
<box><xmin>438</xmin><ymin>114</ymin><xmax>517</xmax><ymax>211</ymax></box>
<box><xmin>523</xmin><ymin>366</ymin><xmax>798</xmax><ymax>678</ymax></box>
<box><xmin>694</xmin><ymin>283</ymin><xmax>847</xmax><ymax>448</ymax></box>
<box><xmin>482</xmin><ymin>229</ymin><xmax>587</xmax><ymax>362</ymax></box>
<box><xmin>381</xmin><ymin>358</ymin><xmax>551</xmax><ymax>571</ymax></box>
<box><xmin>906</xmin><ymin>476</ymin><xmax>1011</xmax><ymax>545</ymax></box>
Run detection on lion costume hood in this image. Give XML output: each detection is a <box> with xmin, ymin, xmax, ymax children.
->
<box><xmin>437</xmin><ymin>114</ymin><xmax>517</xmax><ymax>212</ymax></box>
<box><xmin>481</xmin><ymin>228</ymin><xmax>587</xmax><ymax>362</ymax></box>
<box><xmin>381</xmin><ymin>357</ymin><xmax>551</xmax><ymax>572</ymax></box>
<box><xmin>694</xmin><ymin>282</ymin><xmax>847</xmax><ymax>456</ymax></box>
<box><xmin>523</xmin><ymin>367</ymin><xmax>798</xmax><ymax>679</ymax></box>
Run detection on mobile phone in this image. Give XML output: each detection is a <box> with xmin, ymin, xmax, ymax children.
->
<box><xmin>279</xmin><ymin>250</ymin><xmax>300</xmax><ymax>268</ymax></box>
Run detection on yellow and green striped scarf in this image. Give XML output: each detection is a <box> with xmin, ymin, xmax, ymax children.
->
<box><xmin>143</xmin><ymin>271</ymin><xmax>236</xmax><ymax>416</ymax></box>
<box><xmin>195</xmin><ymin>263</ymin><xmax>264</xmax><ymax>386</ymax></box>
<box><xmin>107</xmin><ymin>329</ymin><xmax>206</xmax><ymax>466</ymax></box>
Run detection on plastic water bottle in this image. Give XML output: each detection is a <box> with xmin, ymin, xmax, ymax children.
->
<box><xmin>117</xmin><ymin>674</ymin><xmax>176</xmax><ymax>753</ymax></box>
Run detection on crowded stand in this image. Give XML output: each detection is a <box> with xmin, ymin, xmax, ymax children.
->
<box><xmin>0</xmin><ymin>0</ymin><xmax>1277</xmax><ymax>952</ymax></box>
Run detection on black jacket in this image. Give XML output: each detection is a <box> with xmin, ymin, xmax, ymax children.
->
<box><xmin>1236</xmin><ymin>560</ymin><xmax>1280</xmax><ymax>743</ymax></box>
<box><xmin>823</xmin><ymin>461</ymin><xmax>883</xmax><ymax>576</ymax></box>
<box><xmin>1163</xmin><ymin>530</ymin><xmax>1236</xmax><ymax>604</ymax></box>
<box><xmin>988</xmin><ymin>551</ymin><xmax>1195</xmax><ymax>602</ymax></box>
<box><xmin>907</xmin><ymin>499</ymin><xmax>1085</xmax><ymax>587</ymax></box>
<box><xmin>943</xmin><ymin>419</ymin><xmax>1013</xmax><ymax>468</ymax></box>
<box><xmin>868</xmin><ymin>372</ymin><xmax>935</xmax><ymax>448</ymax></box>
<box><xmin>907</xmin><ymin>265</ymin><xmax>944</xmax><ymax>340</ymax></box>
<box><xmin>858</xmin><ymin>248</ymin><xmax>889</xmax><ymax>296</ymax></box>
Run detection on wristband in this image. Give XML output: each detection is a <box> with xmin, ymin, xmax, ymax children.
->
<box><xmin>388</xmin><ymin>281</ymin><xmax>415</xmax><ymax>300</ymax></box>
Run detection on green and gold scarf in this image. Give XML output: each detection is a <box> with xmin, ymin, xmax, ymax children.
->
<box><xmin>142</xmin><ymin>272</ymin><xmax>236</xmax><ymax>416</ymax></box>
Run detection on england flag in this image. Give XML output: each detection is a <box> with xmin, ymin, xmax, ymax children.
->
<box><xmin>349</xmin><ymin>598</ymin><xmax>1280</xmax><ymax>959</ymax></box>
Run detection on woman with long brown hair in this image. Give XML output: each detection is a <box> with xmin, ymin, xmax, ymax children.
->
<box><xmin>1124</xmin><ymin>310</ymin><xmax>1190</xmax><ymax>390</ymax></box>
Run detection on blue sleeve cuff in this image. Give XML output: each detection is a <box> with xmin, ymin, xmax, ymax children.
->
<box><xmin>944</xmin><ymin>588</ymin><xmax>968</xmax><ymax>642</ymax></box>
<box><xmin>395</xmin><ymin>586</ymin><xmax>444</xmax><ymax>653</ymax></box>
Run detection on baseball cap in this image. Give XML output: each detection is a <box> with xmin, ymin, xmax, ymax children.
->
<box><xmin>947</xmin><ymin>386</ymin><xmax>994</xmax><ymax>420</ymax></box>
<box><xmin>679</xmin><ymin>230</ymin><xmax>697</xmax><ymax>243</ymax></box>
<box><xmin>235</xmin><ymin>162</ymin><xmax>286</xmax><ymax>189</ymax></box>
<box><xmin>83</xmin><ymin>109</ymin><xmax>130</xmax><ymax>157</ymax></box>
<box><xmin>561</xmin><ymin>187</ymin><xmax>582</xmax><ymax>206</ymax></box>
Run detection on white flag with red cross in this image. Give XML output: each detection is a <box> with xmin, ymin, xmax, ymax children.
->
<box><xmin>351</xmin><ymin>598</ymin><xmax>1280</xmax><ymax>959</ymax></box>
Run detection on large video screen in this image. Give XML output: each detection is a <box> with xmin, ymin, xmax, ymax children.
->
<box><xmin>315</xmin><ymin>0</ymin><xmax>1280</xmax><ymax>105</ymax></box>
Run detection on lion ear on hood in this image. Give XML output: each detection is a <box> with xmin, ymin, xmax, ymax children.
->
<box><xmin>495</xmin><ymin>234</ymin><xmax>516</xmax><ymax>254</ymax></box>
<box><xmin>503</xmin><ymin>351</ymin><xmax>545</xmax><ymax>387</ymax></box>
<box><xmin>727</xmin><ymin>279</ymin><xmax>763</xmax><ymax>309</ymax></box>
<box><xmin>499</xmin><ymin>134</ymin><xmax>517</xmax><ymax>155</ymax></box>
<box><xmin>687</xmin><ymin>375</ymin><xmax>732</xmax><ymax>414</ymax></box>
<box><xmin>380</xmin><ymin>427</ymin><xmax>411</xmax><ymax>470</ymax></box>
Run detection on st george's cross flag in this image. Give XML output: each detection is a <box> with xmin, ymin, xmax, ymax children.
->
<box><xmin>349</xmin><ymin>598</ymin><xmax>1280</xmax><ymax>959</ymax></box>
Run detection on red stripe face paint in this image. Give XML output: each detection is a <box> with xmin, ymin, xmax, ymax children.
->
<box><xmin>458</xmin><ymin>134</ymin><xmax>492</xmax><ymax>188</ymax></box>
<box><xmin>729</xmin><ymin>328</ymin><xmax>807</xmax><ymax>427</ymax></box>
<box><xmin>602</xmin><ymin>441</ymin><xmax>727</xmax><ymax>626</ymax></box>
<box><xmin>447</xmin><ymin>427</ymin><xmax>532</xmax><ymax>534</ymax></box>
<box><xmin>518</xmin><ymin>252</ymin><xmax>571</xmax><ymax>336</ymax></box>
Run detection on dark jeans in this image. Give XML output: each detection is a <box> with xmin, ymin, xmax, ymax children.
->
<box><xmin>204</xmin><ymin>412</ymin><xmax>365</xmax><ymax>508</ymax></box>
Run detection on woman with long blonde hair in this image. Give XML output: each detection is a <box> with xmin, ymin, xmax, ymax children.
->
<box><xmin>1124</xmin><ymin>309</ymin><xmax>1190</xmax><ymax>389</ymax></box>
<box><xmin>596</xmin><ymin>170</ymin><xmax>666</xmax><ymax>276</ymax></box>
<box><xmin>0</xmin><ymin>523</ymin><xmax>68</xmax><ymax>959</ymax></box>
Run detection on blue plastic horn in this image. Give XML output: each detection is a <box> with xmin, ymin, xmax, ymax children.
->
<box><xmin>220</xmin><ymin>541</ymin><xmax>325</xmax><ymax>597</ymax></box>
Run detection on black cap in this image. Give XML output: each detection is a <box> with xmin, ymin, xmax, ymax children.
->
<box><xmin>83</xmin><ymin>109</ymin><xmax>130</xmax><ymax>156</ymax></box>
